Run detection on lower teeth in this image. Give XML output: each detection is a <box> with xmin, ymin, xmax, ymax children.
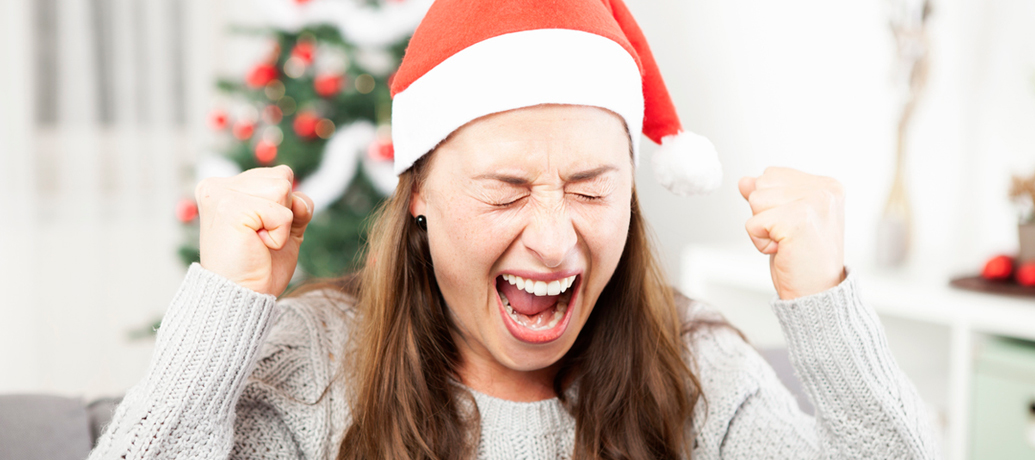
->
<box><xmin>499</xmin><ymin>293</ymin><xmax>566</xmax><ymax>331</ymax></box>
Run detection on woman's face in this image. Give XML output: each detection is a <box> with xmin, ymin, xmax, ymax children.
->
<box><xmin>411</xmin><ymin>104</ymin><xmax>633</xmax><ymax>385</ymax></box>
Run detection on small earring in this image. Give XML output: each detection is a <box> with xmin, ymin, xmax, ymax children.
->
<box><xmin>415</xmin><ymin>215</ymin><xmax>427</xmax><ymax>231</ymax></box>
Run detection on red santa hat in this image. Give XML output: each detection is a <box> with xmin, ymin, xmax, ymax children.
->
<box><xmin>390</xmin><ymin>0</ymin><xmax>722</xmax><ymax>196</ymax></box>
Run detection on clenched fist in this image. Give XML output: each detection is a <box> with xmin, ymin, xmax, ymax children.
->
<box><xmin>739</xmin><ymin>167</ymin><xmax>847</xmax><ymax>300</ymax></box>
<box><xmin>196</xmin><ymin>165</ymin><xmax>314</xmax><ymax>296</ymax></box>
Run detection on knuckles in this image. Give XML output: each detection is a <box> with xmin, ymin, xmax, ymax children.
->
<box><xmin>273</xmin><ymin>179</ymin><xmax>293</xmax><ymax>200</ymax></box>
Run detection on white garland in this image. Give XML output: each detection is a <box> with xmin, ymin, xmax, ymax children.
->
<box><xmin>362</xmin><ymin>150</ymin><xmax>399</xmax><ymax>196</ymax></box>
<box><xmin>257</xmin><ymin>0</ymin><xmax>433</xmax><ymax>48</ymax></box>
<box><xmin>296</xmin><ymin>121</ymin><xmax>376</xmax><ymax>214</ymax></box>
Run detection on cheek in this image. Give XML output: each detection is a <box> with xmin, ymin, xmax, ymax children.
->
<box><xmin>426</xmin><ymin>197</ymin><xmax>521</xmax><ymax>307</ymax></box>
<box><xmin>575</xmin><ymin>199</ymin><xmax>631</xmax><ymax>301</ymax></box>
<box><xmin>577</xmin><ymin>198</ymin><xmax>631</xmax><ymax>255</ymax></box>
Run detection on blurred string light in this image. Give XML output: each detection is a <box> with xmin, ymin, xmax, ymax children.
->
<box><xmin>355</xmin><ymin>74</ymin><xmax>375</xmax><ymax>94</ymax></box>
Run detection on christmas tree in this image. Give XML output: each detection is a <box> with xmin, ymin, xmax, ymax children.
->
<box><xmin>176</xmin><ymin>0</ymin><xmax>430</xmax><ymax>282</ymax></box>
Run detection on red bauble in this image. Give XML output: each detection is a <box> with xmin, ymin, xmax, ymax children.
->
<box><xmin>175</xmin><ymin>198</ymin><xmax>198</xmax><ymax>223</ymax></box>
<box><xmin>263</xmin><ymin>105</ymin><xmax>283</xmax><ymax>125</ymax></box>
<box><xmin>246</xmin><ymin>64</ymin><xmax>279</xmax><ymax>89</ymax></box>
<box><xmin>232</xmin><ymin>120</ymin><xmax>255</xmax><ymax>140</ymax></box>
<box><xmin>1017</xmin><ymin>262</ymin><xmax>1035</xmax><ymax>287</ymax></box>
<box><xmin>291</xmin><ymin>41</ymin><xmax>315</xmax><ymax>65</ymax></box>
<box><xmin>208</xmin><ymin>109</ymin><xmax>229</xmax><ymax>131</ymax></box>
<box><xmin>255</xmin><ymin>140</ymin><xmax>278</xmax><ymax>164</ymax></box>
<box><xmin>981</xmin><ymin>255</ymin><xmax>1015</xmax><ymax>281</ymax></box>
<box><xmin>367</xmin><ymin>139</ymin><xmax>394</xmax><ymax>161</ymax></box>
<box><xmin>293</xmin><ymin>111</ymin><xmax>320</xmax><ymax>139</ymax></box>
<box><xmin>314</xmin><ymin>73</ymin><xmax>344</xmax><ymax>97</ymax></box>
<box><xmin>294</xmin><ymin>0</ymin><xmax>312</xmax><ymax>4</ymax></box>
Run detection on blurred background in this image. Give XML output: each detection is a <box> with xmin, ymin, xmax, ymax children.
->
<box><xmin>1</xmin><ymin>0</ymin><xmax>1034</xmax><ymax>458</ymax></box>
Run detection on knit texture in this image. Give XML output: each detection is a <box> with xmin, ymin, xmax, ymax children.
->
<box><xmin>88</xmin><ymin>263</ymin><xmax>937</xmax><ymax>459</ymax></box>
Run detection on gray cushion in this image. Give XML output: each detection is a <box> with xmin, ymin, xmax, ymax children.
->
<box><xmin>0</xmin><ymin>394</ymin><xmax>92</xmax><ymax>460</ymax></box>
<box><xmin>85</xmin><ymin>397</ymin><xmax>121</xmax><ymax>447</ymax></box>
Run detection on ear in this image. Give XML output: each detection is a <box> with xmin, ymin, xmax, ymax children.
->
<box><xmin>409</xmin><ymin>185</ymin><xmax>427</xmax><ymax>219</ymax></box>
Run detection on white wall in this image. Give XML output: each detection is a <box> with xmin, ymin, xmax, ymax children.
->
<box><xmin>626</xmin><ymin>0</ymin><xmax>1035</xmax><ymax>283</ymax></box>
<box><xmin>0</xmin><ymin>0</ymin><xmax>40</xmax><ymax>394</ymax></box>
<box><xmin>0</xmin><ymin>0</ymin><xmax>225</xmax><ymax>399</ymax></box>
<box><xmin>2</xmin><ymin>0</ymin><xmax>1034</xmax><ymax>399</ymax></box>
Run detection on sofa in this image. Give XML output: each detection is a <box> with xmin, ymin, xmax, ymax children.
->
<box><xmin>0</xmin><ymin>394</ymin><xmax>120</xmax><ymax>460</ymax></box>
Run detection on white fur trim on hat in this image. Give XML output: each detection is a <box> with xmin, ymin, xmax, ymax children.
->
<box><xmin>391</xmin><ymin>29</ymin><xmax>644</xmax><ymax>175</ymax></box>
<box><xmin>651</xmin><ymin>131</ymin><xmax>723</xmax><ymax>196</ymax></box>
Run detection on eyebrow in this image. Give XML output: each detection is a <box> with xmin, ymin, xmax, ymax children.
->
<box><xmin>566</xmin><ymin>165</ymin><xmax>618</xmax><ymax>182</ymax></box>
<box><xmin>473</xmin><ymin>165</ymin><xmax>619</xmax><ymax>185</ymax></box>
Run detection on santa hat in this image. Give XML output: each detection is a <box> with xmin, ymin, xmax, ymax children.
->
<box><xmin>389</xmin><ymin>0</ymin><xmax>722</xmax><ymax>196</ymax></box>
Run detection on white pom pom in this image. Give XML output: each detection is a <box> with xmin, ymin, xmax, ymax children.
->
<box><xmin>651</xmin><ymin>131</ymin><xmax>723</xmax><ymax>196</ymax></box>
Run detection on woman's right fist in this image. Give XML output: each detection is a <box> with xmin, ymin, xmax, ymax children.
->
<box><xmin>195</xmin><ymin>165</ymin><xmax>314</xmax><ymax>297</ymax></box>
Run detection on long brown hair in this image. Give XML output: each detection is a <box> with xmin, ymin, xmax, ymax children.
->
<box><xmin>299</xmin><ymin>155</ymin><xmax>705</xmax><ymax>459</ymax></box>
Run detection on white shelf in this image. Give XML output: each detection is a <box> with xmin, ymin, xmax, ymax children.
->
<box><xmin>681</xmin><ymin>243</ymin><xmax>1035</xmax><ymax>460</ymax></box>
<box><xmin>682</xmin><ymin>243</ymin><xmax>1035</xmax><ymax>340</ymax></box>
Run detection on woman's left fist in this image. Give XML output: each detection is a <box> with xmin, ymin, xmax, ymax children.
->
<box><xmin>738</xmin><ymin>167</ymin><xmax>847</xmax><ymax>300</ymax></box>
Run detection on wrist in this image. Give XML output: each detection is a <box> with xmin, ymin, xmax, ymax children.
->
<box><xmin>777</xmin><ymin>266</ymin><xmax>847</xmax><ymax>300</ymax></box>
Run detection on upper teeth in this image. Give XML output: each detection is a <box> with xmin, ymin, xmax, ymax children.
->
<box><xmin>503</xmin><ymin>274</ymin><xmax>577</xmax><ymax>296</ymax></box>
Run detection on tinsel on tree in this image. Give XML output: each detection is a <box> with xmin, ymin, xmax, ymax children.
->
<box><xmin>175</xmin><ymin>0</ymin><xmax>431</xmax><ymax>282</ymax></box>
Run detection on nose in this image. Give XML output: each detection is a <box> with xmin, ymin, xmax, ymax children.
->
<box><xmin>520</xmin><ymin>200</ymin><xmax>578</xmax><ymax>268</ymax></box>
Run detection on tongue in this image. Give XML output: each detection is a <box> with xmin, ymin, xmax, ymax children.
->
<box><xmin>498</xmin><ymin>278</ymin><xmax>557</xmax><ymax>316</ymax></box>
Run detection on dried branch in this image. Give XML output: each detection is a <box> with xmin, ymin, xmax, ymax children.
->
<box><xmin>1011</xmin><ymin>169</ymin><xmax>1035</xmax><ymax>223</ymax></box>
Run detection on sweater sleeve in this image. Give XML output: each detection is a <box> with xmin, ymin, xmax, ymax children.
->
<box><xmin>87</xmin><ymin>263</ymin><xmax>287</xmax><ymax>460</ymax></box>
<box><xmin>687</xmin><ymin>267</ymin><xmax>938</xmax><ymax>459</ymax></box>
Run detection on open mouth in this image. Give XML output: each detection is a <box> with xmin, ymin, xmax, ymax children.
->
<box><xmin>495</xmin><ymin>273</ymin><xmax>579</xmax><ymax>343</ymax></box>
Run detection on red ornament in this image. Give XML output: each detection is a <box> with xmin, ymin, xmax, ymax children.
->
<box><xmin>246</xmin><ymin>63</ymin><xmax>279</xmax><ymax>89</ymax></box>
<box><xmin>981</xmin><ymin>255</ymin><xmax>1015</xmax><ymax>281</ymax></box>
<box><xmin>314</xmin><ymin>73</ymin><xmax>344</xmax><ymax>97</ymax></box>
<box><xmin>367</xmin><ymin>139</ymin><xmax>394</xmax><ymax>161</ymax></box>
<box><xmin>208</xmin><ymin>109</ymin><xmax>229</xmax><ymax>131</ymax></box>
<box><xmin>175</xmin><ymin>198</ymin><xmax>198</xmax><ymax>223</ymax></box>
<box><xmin>233</xmin><ymin>120</ymin><xmax>255</xmax><ymax>140</ymax></box>
<box><xmin>294</xmin><ymin>0</ymin><xmax>312</xmax><ymax>4</ymax></box>
<box><xmin>1017</xmin><ymin>262</ymin><xmax>1035</xmax><ymax>287</ymax></box>
<box><xmin>293</xmin><ymin>111</ymin><xmax>320</xmax><ymax>139</ymax></box>
<box><xmin>255</xmin><ymin>140</ymin><xmax>278</xmax><ymax>164</ymax></box>
<box><xmin>291</xmin><ymin>41</ymin><xmax>315</xmax><ymax>65</ymax></box>
<box><xmin>263</xmin><ymin>105</ymin><xmax>283</xmax><ymax>125</ymax></box>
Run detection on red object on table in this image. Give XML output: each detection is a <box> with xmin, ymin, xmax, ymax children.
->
<box><xmin>1017</xmin><ymin>262</ymin><xmax>1035</xmax><ymax>287</ymax></box>
<box><xmin>981</xmin><ymin>255</ymin><xmax>1015</xmax><ymax>281</ymax></box>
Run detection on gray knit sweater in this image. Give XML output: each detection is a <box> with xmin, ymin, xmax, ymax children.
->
<box><xmin>88</xmin><ymin>263</ymin><xmax>937</xmax><ymax>459</ymax></box>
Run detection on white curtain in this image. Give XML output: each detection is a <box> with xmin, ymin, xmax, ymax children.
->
<box><xmin>0</xmin><ymin>0</ymin><xmax>217</xmax><ymax>398</ymax></box>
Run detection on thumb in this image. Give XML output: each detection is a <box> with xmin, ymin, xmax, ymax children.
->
<box><xmin>289</xmin><ymin>192</ymin><xmax>315</xmax><ymax>240</ymax></box>
<box><xmin>738</xmin><ymin>176</ymin><xmax>757</xmax><ymax>202</ymax></box>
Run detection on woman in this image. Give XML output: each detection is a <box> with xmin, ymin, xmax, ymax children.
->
<box><xmin>90</xmin><ymin>0</ymin><xmax>937</xmax><ymax>458</ymax></box>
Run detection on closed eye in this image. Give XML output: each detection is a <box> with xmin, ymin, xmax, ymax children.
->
<box><xmin>569</xmin><ymin>193</ymin><xmax>602</xmax><ymax>202</ymax></box>
<box><xmin>491</xmin><ymin>196</ymin><xmax>528</xmax><ymax>207</ymax></box>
